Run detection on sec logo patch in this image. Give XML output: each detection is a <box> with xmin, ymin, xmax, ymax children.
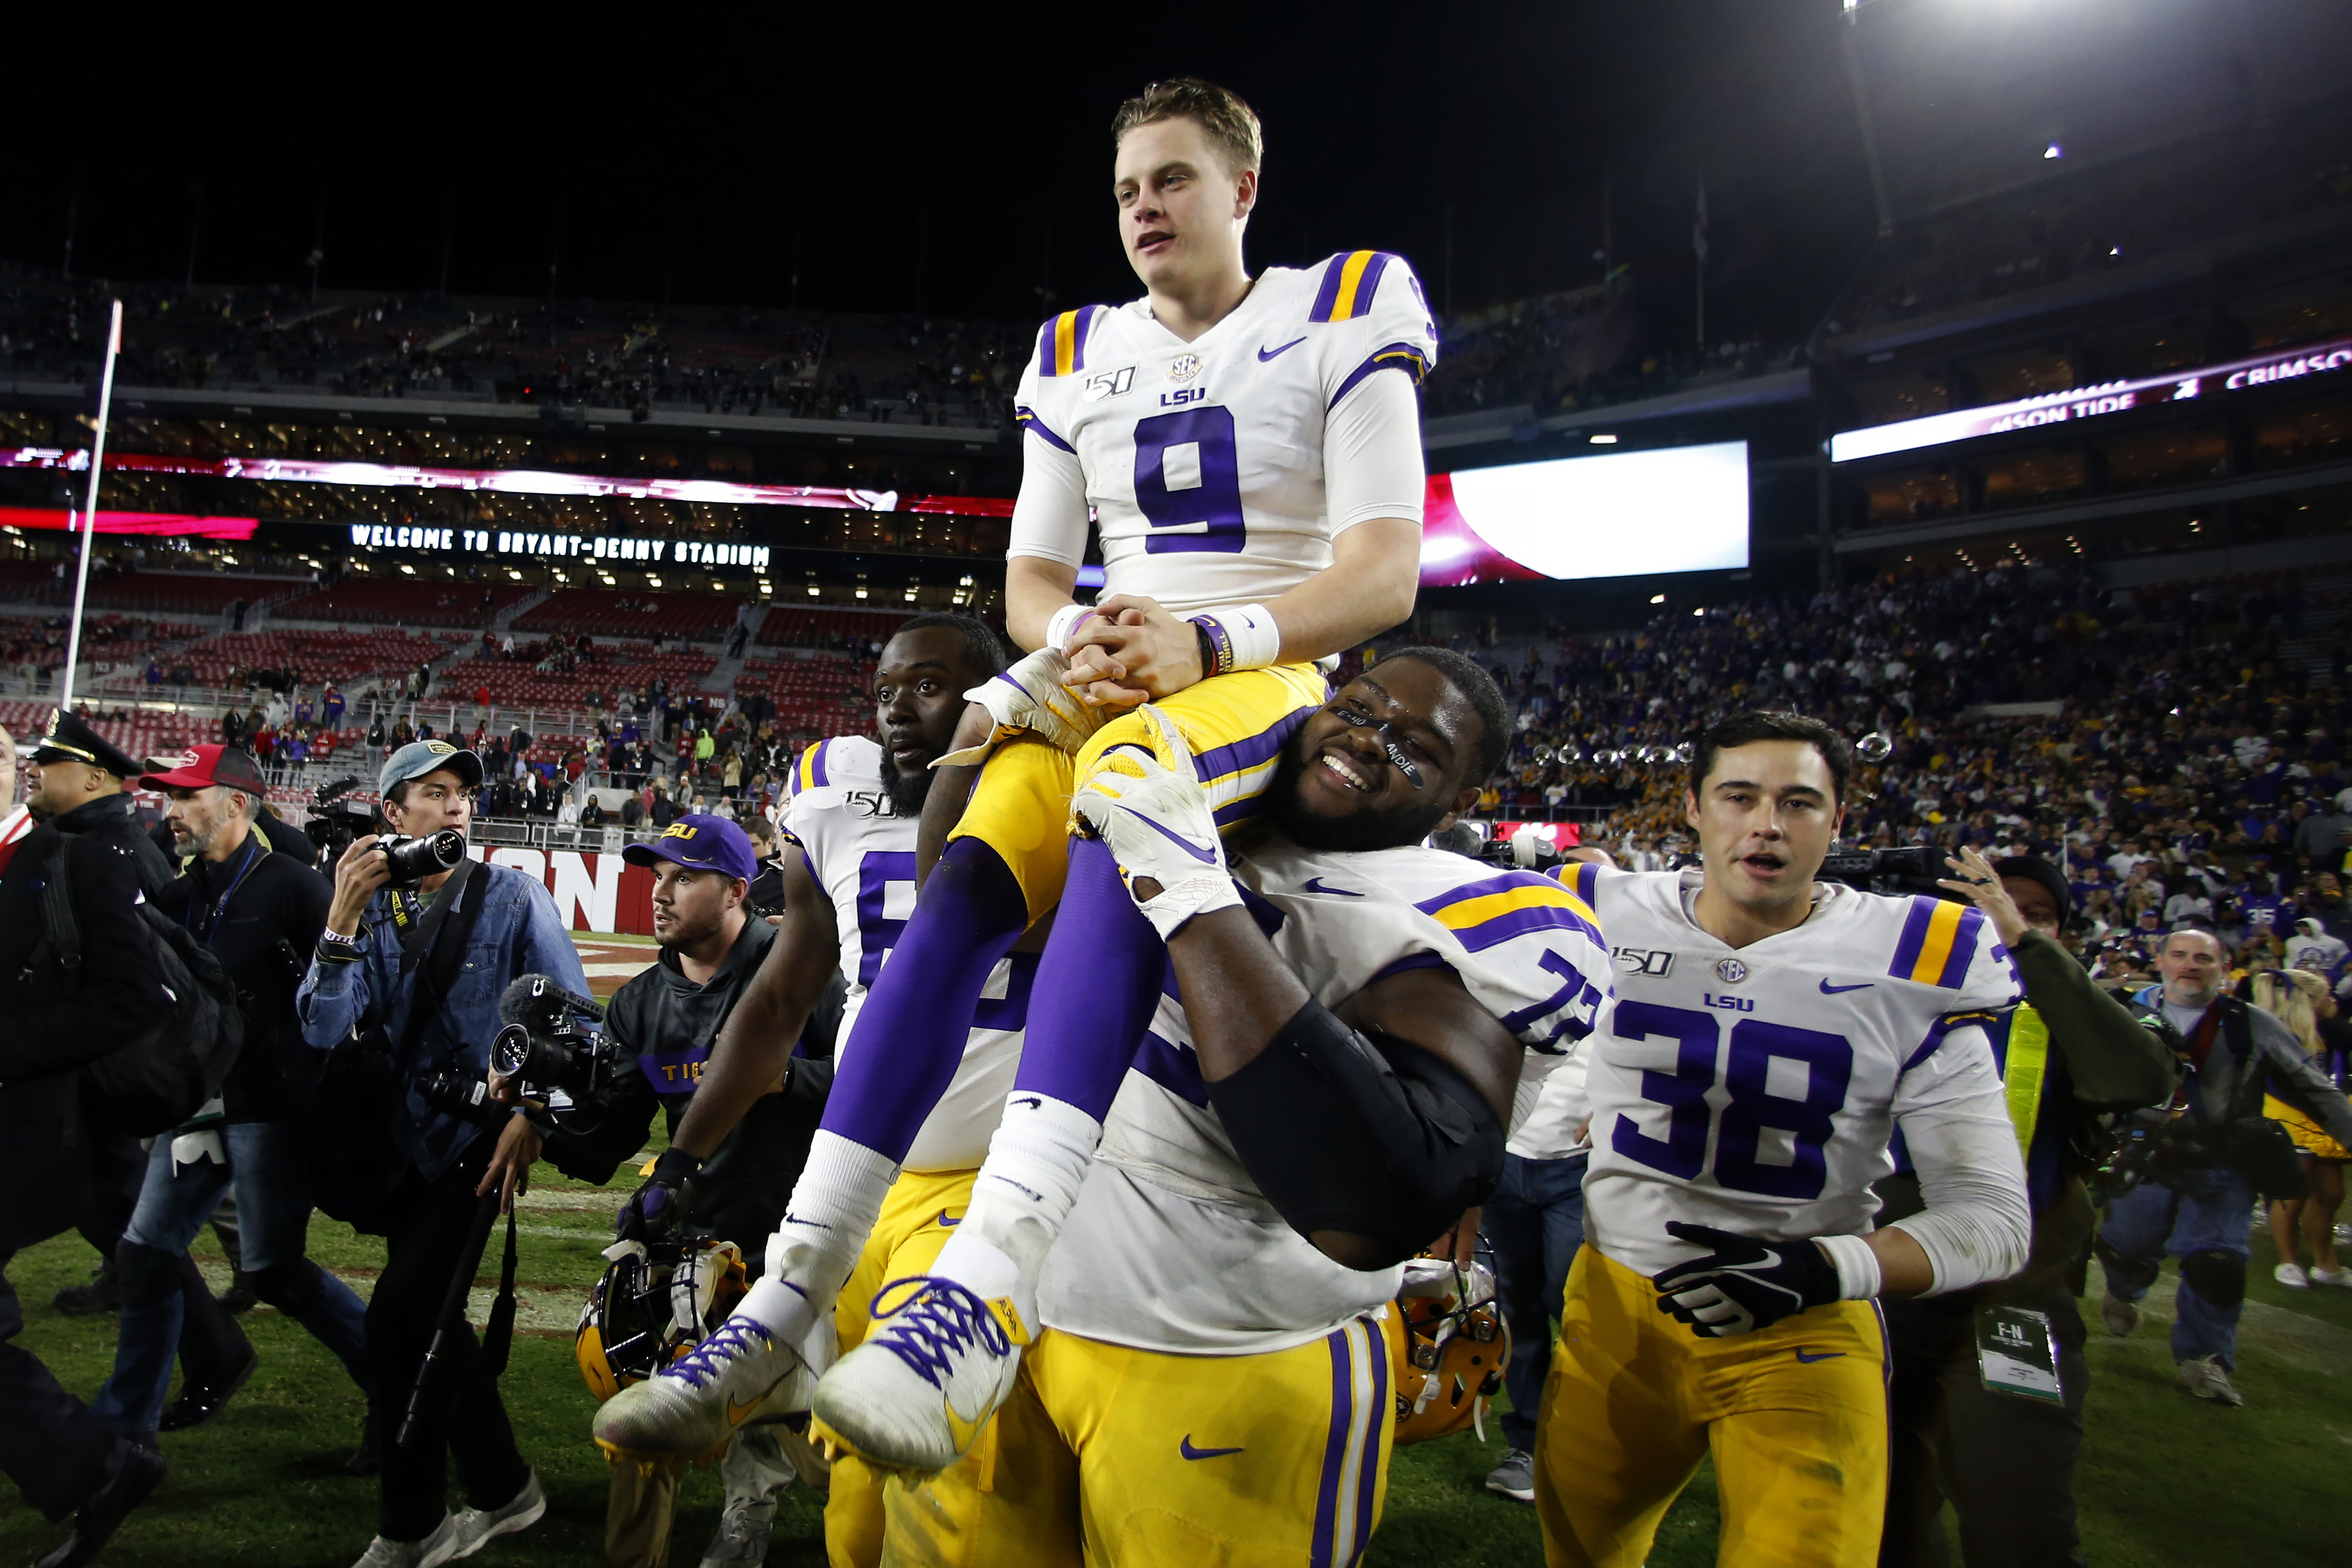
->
<box><xmin>1167</xmin><ymin>352</ymin><xmax>1201</xmax><ymax>383</ymax></box>
<box><xmin>1714</xmin><ymin>957</ymin><xmax>1750</xmax><ymax>985</ymax></box>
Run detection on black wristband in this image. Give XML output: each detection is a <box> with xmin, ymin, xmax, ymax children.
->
<box><xmin>651</xmin><ymin>1145</ymin><xmax>704</xmax><ymax>1180</ymax></box>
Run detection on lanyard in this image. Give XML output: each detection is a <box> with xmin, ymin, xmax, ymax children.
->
<box><xmin>186</xmin><ymin>834</ymin><xmax>266</xmax><ymax>947</ymax></box>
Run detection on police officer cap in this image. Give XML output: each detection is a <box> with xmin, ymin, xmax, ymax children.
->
<box><xmin>31</xmin><ymin>709</ymin><xmax>142</xmax><ymax>778</ymax></box>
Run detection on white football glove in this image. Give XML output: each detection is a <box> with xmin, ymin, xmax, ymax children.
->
<box><xmin>934</xmin><ymin>647</ymin><xmax>1105</xmax><ymax>766</ymax></box>
<box><xmin>1070</xmin><ymin>704</ymin><xmax>1240</xmax><ymax>942</ymax></box>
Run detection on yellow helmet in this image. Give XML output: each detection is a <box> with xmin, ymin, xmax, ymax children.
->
<box><xmin>575</xmin><ymin>1237</ymin><xmax>749</xmax><ymax>1404</ymax></box>
<box><xmin>1388</xmin><ymin>1256</ymin><xmax>1510</xmax><ymax>1447</ymax></box>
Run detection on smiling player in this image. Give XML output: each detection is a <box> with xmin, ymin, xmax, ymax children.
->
<box><xmin>594</xmin><ymin>76</ymin><xmax>1442</xmax><ymax>1474</ymax></box>
<box><xmin>1535</xmin><ymin>712</ymin><xmax>2033</xmax><ymax>1568</ymax></box>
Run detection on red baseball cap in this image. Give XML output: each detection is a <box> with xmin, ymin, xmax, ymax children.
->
<box><xmin>137</xmin><ymin>744</ymin><xmax>270</xmax><ymax>795</ymax></box>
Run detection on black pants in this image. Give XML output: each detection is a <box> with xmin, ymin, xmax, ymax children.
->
<box><xmin>0</xmin><ymin>1257</ymin><xmax>125</xmax><ymax>1520</ymax></box>
<box><xmin>368</xmin><ymin>1155</ymin><xmax>530</xmax><ymax>1542</ymax></box>
<box><xmin>1879</xmin><ymin>1282</ymin><xmax>2090</xmax><ymax>1568</ymax></box>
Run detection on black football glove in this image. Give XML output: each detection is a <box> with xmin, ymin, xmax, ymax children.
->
<box><xmin>1650</xmin><ymin>1221</ymin><xmax>1842</xmax><ymax>1338</ymax></box>
<box><xmin>614</xmin><ymin>1146</ymin><xmax>703</xmax><ymax>1242</ymax></box>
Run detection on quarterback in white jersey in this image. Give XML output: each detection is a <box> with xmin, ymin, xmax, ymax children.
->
<box><xmin>862</xmin><ymin>649</ymin><xmax>1601</xmax><ymax>1568</ymax></box>
<box><xmin>1536</xmin><ymin>714</ymin><xmax>2032</xmax><ymax>1568</ymax></box>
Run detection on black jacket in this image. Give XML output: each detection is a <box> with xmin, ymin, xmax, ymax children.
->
<box><xmin>150</xmin><ymin>832</ymin><xmax>332</xmax><ymax>1123</ymax></box>
<box><xmin>0</xmin><ymin>795</ymin><xmax>172</xmax><ymax>1250</ymax></box>
<box><xmin>548</xmin><ymin>917</ymin><xmax>840</xmax><ymax>1252</ymax></box>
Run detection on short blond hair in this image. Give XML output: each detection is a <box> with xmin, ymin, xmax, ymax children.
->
<box><xmin>1111</xmin><ymin>78</ymin><xmax>1262</xmax><ymax>175</ymax></box>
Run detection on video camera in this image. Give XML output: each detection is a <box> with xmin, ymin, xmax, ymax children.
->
<box><xmin>488</xmin><ymin>972</ymin><xmax>620</xmax><ymax>1097</ymax></box>
<box><xmin>1817</xmin><ymin>846</ymin><xmax>1952</xmax><ymax>899</ymax></box>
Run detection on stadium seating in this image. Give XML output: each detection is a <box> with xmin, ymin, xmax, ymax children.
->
<box><xmin>76</xmin><ymin>572</ymin><xmax>296</xmax><ymax>618</ymax></box>
<box><xmin>175</xmin><ymin>628</ymin><xmax>461</xmax><ymax>688</ymax></box>
<box><xmin>510</xmin><ymin>588</ymin><xmax>742</xmax><ymax>638</ymax></box>
<box><xmin>274</xmin><ymin>578</ymin><xmax>533</xmax><ymax>629</ymax></box>
<box><xmin>756</xmin><ymin>604</ymin><xmax>910</xmax><ymax>649</ymax></box>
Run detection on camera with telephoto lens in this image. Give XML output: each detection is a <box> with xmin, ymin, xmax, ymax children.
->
<box><xmin>414</xmin><ymin>1066</ymin><xmax>511</xmax><ymax>1129</ymax></box>
<box><xmin>378</xmin><ymin>829</ymin><xmax>468</xmax><ymax>891</ymax></box>
<box><xmin>489</xmin><ymin>973</ymin><xmax>618</xmax><ymax>1096</ymax></box>
<box><xmin>1817</xmin><ymin>845</ymin><xmax>1952</xmax><ymax>898</ymax></box>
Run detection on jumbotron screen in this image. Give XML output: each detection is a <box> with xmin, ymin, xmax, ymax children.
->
<box><xmin>1418</xmin><ymin>441</ymin><xmax>1751</xmax><ymax>587</ymax></box>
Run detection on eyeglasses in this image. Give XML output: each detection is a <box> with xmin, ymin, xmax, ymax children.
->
<box><xmin>1331</xmin><ymin>704</ymin><xmax>1424</xmax><ymax>788</ymax></box>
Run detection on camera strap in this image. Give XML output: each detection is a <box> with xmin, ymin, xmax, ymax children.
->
<box><xmin>388</xmin><ymin>860</ymin><xmax>491</xmax><ymax>1074</ymax></box>
<box><xmin>398</xmin><ymin>855</ymin><xmax>478</xmax><ymax>976</ymax></box>
<box><xmin>478</xmin><ymin>1201</ymin><xmax>521</xmax><ymax>1382</ymax></box>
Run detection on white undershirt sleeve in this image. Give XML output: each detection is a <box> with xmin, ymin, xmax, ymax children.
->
<box><xmin>1884</xmin><ymin>1019</ymin><xmax>2035</xmax><ymax>1296</ymax></box>
<box><xmin>1323</xmin><ymin>366</ymin><xmax>1427</xmax><ymax>534</ymax></box>
<box><xmin>1005</xmin><ymin>429</ymin><xmax>1090</xmax><ymax>568</ymax></box>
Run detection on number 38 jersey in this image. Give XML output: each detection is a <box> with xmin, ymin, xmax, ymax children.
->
<box><xmin>780</xmin><ymin>736</ymin><xmax>1032</xmax><ymax>1172</ymax></box>
<box><xmin>1040</xmin><ymin>842</ymin><xmax>1612</xmax><ymax>1357</ymax></box>
<box><xmin>1007</xmin><ymin>251</ymin><xmax>1437</xmax><ymax>618</ymax></box>
<box><xmin>1565</xmin><ymin>864</ymin><xmax>2022</xmax><ymax>1280</ymax></box>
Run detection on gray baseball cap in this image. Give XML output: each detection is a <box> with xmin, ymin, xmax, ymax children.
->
<box><xmin>379</xmin><ymin>738</ymin><xmax>484</xmax><ymax>799</ymax></box>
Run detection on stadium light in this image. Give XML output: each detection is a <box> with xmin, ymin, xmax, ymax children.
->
<box><xmin>646</xmin><ymin>575</ymin><xmax>662</xmax><ymax>587</ymax></box>
<box><xmin>1589</xmin><ymin>433</ymin><xmax>1618</xmax><ymax>445</ymax></box>
<box><xmin>1650</xmin><ymin>593</ymin><xmax>1667</xmax><ymax>604</ymax></box>
<box><xmin>2044</xmin><ymin>142</ymin><xmax>2063</xmax><ymax>159</ymax></box>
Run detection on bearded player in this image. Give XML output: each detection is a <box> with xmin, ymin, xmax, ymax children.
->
<box><xmin>595</xmin><ymin>614</ymin><xmax>1029</xmax><ymax>1565</ymax></box>
<box><xmin>869</xmin><ymin>649</ymin><xmax>1605</xmax><ymax>1565</ymax></box>
<box><xmin>1534</xmin><ymin>712</ymin><xmax>2033</xmax><ymax>1567</ymax></box>
<box><xmin>597</xmin><ymin>75</ymin><xmax>1438</xmax><ymax>1471</ymax></box>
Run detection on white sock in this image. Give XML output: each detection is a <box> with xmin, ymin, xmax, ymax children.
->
<box><xmin>742</xmin><ymin>1132</ymin><xmax>900</xmax><ymax>1342</ymax></box>
<box><xmin>929</xmin><ymin>1093</ymin><xmax>1102</xmax><ymax>1330</ymax></box>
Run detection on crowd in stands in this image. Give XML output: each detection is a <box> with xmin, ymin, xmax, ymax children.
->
<box><xmin>1475</xmin><ymin>565</ymin><xmax>2352</xmax><ymax>980</ymax></box>
<box><xmin>0</xmin><ymin>612</ymin><xmax>200</xmax><ymax>681</ymax></box>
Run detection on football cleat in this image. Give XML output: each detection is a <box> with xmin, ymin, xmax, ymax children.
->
<box><xmin>593</xmin><ymin>1303</ymin><xmax>830</xmax><ymax>1466</ymax></box>
<box><xmin>811</xmin><ymin>1277</ymin><xmax>1030</xmax><ymax>1473</ymax></box>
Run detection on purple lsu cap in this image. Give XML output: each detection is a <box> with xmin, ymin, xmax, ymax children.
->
<box><xmin>622</xmin><ymin>814</ymin><xmax>758</xmax><ymax>881</ymax></box>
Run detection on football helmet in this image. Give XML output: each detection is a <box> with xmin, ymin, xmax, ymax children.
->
<box><xmin>576</xmin><ymin>1236</ymin><xmax>750</xmax><ymax>1404</ymax></box>
<box><xmin>1390</xmin><ymin>1255</ymin><xmax>1510</xmax><ymax>1447</ymax></box>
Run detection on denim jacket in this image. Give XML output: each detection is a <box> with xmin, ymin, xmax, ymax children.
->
<box><xmin>297</xmin><ymin>858</ymin><xmax>589</xmax><ymax>1180</ymax></box>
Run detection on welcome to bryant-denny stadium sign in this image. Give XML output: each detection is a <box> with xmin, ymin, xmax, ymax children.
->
<box><xmin>345</xmin><ymin>524</ymin><xmax>771</xmax><ymax>569</ymax></box>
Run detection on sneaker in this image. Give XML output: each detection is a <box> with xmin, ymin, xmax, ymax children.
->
<box><xmin>32</xmin><ymin>1440</ymin><xmax>165</xmax><ymax>1568</ymax></box>
<box><xmin>697</xmin><ymin>1500</ymin><xmax>776</xmax><ymax>1567</ymax></box>
<box><xmin>2177</xmin><ymin>1355</ymin><xmax>2245</xmax><ymax>1407</ymax></box>
<box><xmin>2276</xmin><ymin>1261</ymin><xmax>2312</xmax><ymax>1288</ymax></box>
<box><xmin>52</xmin><ymin>1261</ymin><xmax>121</xmax><ymax>1317</ymax></box>
<box><xmin>1484</xmin><ymin>1447</ymin><xmax>1536</xmax><ymax>1502</ymax></box>
<box><xmin>811</xmin><ymin>1276</ymin><xmax>1029</xmax><ymax>1473</ymax></box>
<box><xmin>594</xmin><ymin>1288</ymin><xmax>827</xmax><ymax>1464</ymax></box>
<box><xmin>348</xmin><ymin>1515</ymin><xmax>459</xmax><ymax>1568</ymax></box>
<box><xmin>451</xmin><ymin>1471</ymin><xmax>543</xmax><ymax>1559</ymax></box>
<box><xmin>2311</xmin><ymin>1266</ymin><xmax>2352</xmax><ymax>1289</ymax></box>
<box><xmin>2100</xmin><ymin>1293</ymin><xmax>2140</xmax><ymax>1336</ymax></box>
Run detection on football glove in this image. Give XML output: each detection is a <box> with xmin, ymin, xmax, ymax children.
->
<box><xmin>1650</xmin><ymin>1221</ymin><xmax>1841</xmax><ymax>1338</ymax></box>
<box><xmin>1070</xmin><ymin>704</ymin><xmax>1240</xmax><ymax>942</ymax></box>
<box><xmin>934</xmin><ymin>647</ymin><xmax>1104</xmax><ymax>766</ymax></box>
<box><xmin>614</xmin><ymin>1146</ymin><xmax>703</xmax><ymax>1243</ymax></box>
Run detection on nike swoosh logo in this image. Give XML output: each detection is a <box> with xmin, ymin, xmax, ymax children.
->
<box><xmin>1794</xmin><ymin>1349</ymin><xmax>1846</xmax><ymax>1363</ymax></box>
<box><xmin>727</xmin><ymin>1393</ymin><xmax>769</xmax><ymax>1426</ymax></box>
<box><xmin>1011</xmin><ymin>1095</ymin><xmax>1043</xmax><ymax>1109</ymax></box>
<box><xmin>936</xmin><ymin>1211</ymin><xmax>962</xmax><ymax>1227</ymax></box>
<box><xmin>1302</xmin><ymin>877</ymin><xmax>1362</xmax><ymax>897</ymax></box>
<box><xmin>1180</xmin><ymin>1436</ymin><xmax>1245</xmax><ymax>1460</ymax></box>
<box><xmin>1819</xmin><ymin>980</ymin><xmax>1874</xmax><ymax>995</ymax></box>
<box><xmin>782</xmin><ymin>1213</ymin><xmax>831</xmax><ymax>1231</ymax></box>
<box><xmin>1257</xmin><ymin>337</ymin><xmax>1307</xmax><ymax>362</ymax></box>
<box><xmin>1131</xmin><ymin>809</ymin><xmax>1221</xmax><ymax>865</ymax></box>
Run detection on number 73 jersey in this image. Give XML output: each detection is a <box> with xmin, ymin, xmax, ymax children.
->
<box><xmin>1009</xmin><ymin>250</ymin><xmax>1437</xmax><ymax>618</ymax></box>
<box><xmin>1566</xmin><ymin>865</ymin><xmax>2022</xmax><ymax>1279</ymax></box>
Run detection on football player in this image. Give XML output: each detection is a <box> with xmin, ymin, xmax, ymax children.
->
<box><xmin>1535</xmin><ymin>711</ymin><xmax>2033</xmax><ymax>1568</ymax></box>
<box><xmin>598</xmin><ymin>76</ymin><xmax>1441</xmax><ymax>1471</ymax></box>
<box><xmin>591</xmin><ymin>614</ymin><xmax>1030</xmax><ymax>1567</ymax></box>
<box><xmin>867</xmin><ymin>649</ymin><xmax>1606</xmax><ymax>1565</ymax></box>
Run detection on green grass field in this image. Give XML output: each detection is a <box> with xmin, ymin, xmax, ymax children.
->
<box><xmin>6</xmin><ymin>1170</ymin><xmax>2347</xmax><ymax>1567</ymax></box>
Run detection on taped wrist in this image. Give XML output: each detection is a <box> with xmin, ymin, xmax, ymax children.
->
<box><xmin>1204</xmin><ymin>997</ymin><xmax>1504</xmax><ymax>1270</ymax></box>
<box><xmin>1046</xmin><ymin>604</ymin><xmax>1099</xmax><ymax>651</ymax></box>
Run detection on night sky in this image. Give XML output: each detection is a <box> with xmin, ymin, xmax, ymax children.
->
<box><xmin>0</xmin><ymin>5</ymin><xmax>1878</xmax><ymax>341</ymax></box>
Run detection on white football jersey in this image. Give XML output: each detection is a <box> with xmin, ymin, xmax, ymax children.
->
<box><xmin>1040</xmin><ymin>842</ymin><xmax>1611</xmax><ymax>1356</ymax></box>
<box><xmin>1008</xmin><ymin>250</ymin><xmax>1437</xmax><ymax>617</ymax></box>
<box><xmin>1567</xmin><ymin>864</ymin><xmax>2022</xmax><ymax>1280</ymax></box>
<box><xmin>782</xmin><ymin>736</ymin><xmax>1029</xmax><ymax>1172</ymax></box>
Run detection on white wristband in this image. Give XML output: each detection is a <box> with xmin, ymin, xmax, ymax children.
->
<box><xmin>1815</xmin><ymin>1233</ymin><xmax>1883</xmax><ymax>1300</ymax></box>
<box><xmin>1045</xmin><ymin>603</ymin><xmax>1099</xmax><ymax>651</ymax></box>
<box><xmin>1191</xmin><ymin>603</ymin><xmax>1282</xmax><ymax>674</ymax></box>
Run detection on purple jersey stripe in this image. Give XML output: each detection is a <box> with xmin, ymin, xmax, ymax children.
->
<box><xmin>1936</xmin><ymin>907</ymin><xmax>1985</xmax><ymax>988</ymax></box>
<box><xmin>1571</xmin><ymin>860</ymin><xmax>1602</xmax><ymax>905</ymax></box>
<box><xmin>1350</xmin><ymin>251</ymin><xmax>1392</xmax><ymax>317</ymax></box>
<box><xmin>1310</xmin><ymin>1325</ymin><xmax>1353</xmax><ymax>1568</ymax></box>
<box><xmin>1348</xmin><ymin>1320</ymin><xmax>1386</xmax><ymax>1563</ymax></box>
<box><xmin>1901</xmin><ymin>1008</ymin><xmax>1999</xmax><ymax>1071</ymax></box>
<box><xmin>1192</xmin><ymin>706</ymin><xmax>1313</xmax><ymax>787</ymax></box>
<box><xmin>1133</xmin><ymin>1028</ymin><xmax>1208</xmax><ymax>1106</ymax></box>
<box><xmin>1414</xmin><ymin>869</ymin><xmax>1559</xmax><ymax>916</ymax></box>
<box><xmin>1451</xmin><ymin>901</ymin><xmax>1608</xmax><ymax>954</ymax></box>
<box><xmin>1369</xmin><ymin>950</ymin><xmax>1451</xmax><ymax>986</ymax></box>
<box><xmin>1308</xmin><ymin>254</ymin><xmax>1351</xmax><ymax>323</ymax></box>
<box><xmin>1068</xmin><ymin>305</ymin><xmax>1094</xmax><ymax>372</ymax></box>
<box><xmin>1013</xmin><ymin>404</ymin><xmax>1076</xmax><ymax>454</ymax></box>
<box><xmin>808</xmin><ymin>739</ymin><xmax>830</xmax><ymax>789</ymax></box>
<box><xmin>1888</xmin><ymin>897</ymin><xmax>1937</xmax><ymax>981</ymax></box>
<box><xmin>1035</xmin><ymin>317</ymin><xmax>1058</xmax><ymax>373</ymax></box>
<box><xmin>1325</xmin><ymin>341</ymin><xmax>1430</xmax><ymax>410</ymax></box>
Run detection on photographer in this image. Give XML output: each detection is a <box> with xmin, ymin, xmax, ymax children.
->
<box><xmin>298</xmin><ymin>739</ymin><xmax>589</xmax><ymax>1568</ymax></box>
<box><xmin>89</xmin><ymin>746</ymin><xmax>371</xmax><ymax>1465</ymax></box>
<box><xmin>0</xmin><ymin>713</ymin><xmax>179</xmax><ymax>1565</ymax></box>
<box><xmin>2096</xmin><ymin>926</ymin><xmax>2352</xmax><ymax>1407</ymax></box>
<box><xmin>1877</xmin><ymin>850</ymin><xmax>2179</xmax><ymax>1567</ymax></box>
<box><xmin>532</xmin><ymin>815</ymin><xmax>834</xmax><ymax>1568</ymax></box>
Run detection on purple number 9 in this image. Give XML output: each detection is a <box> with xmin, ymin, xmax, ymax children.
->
<box><xmin>1134</xmin><ymin>406</ymin><xmax>1247</xmax><ymax>554</ymax></box>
